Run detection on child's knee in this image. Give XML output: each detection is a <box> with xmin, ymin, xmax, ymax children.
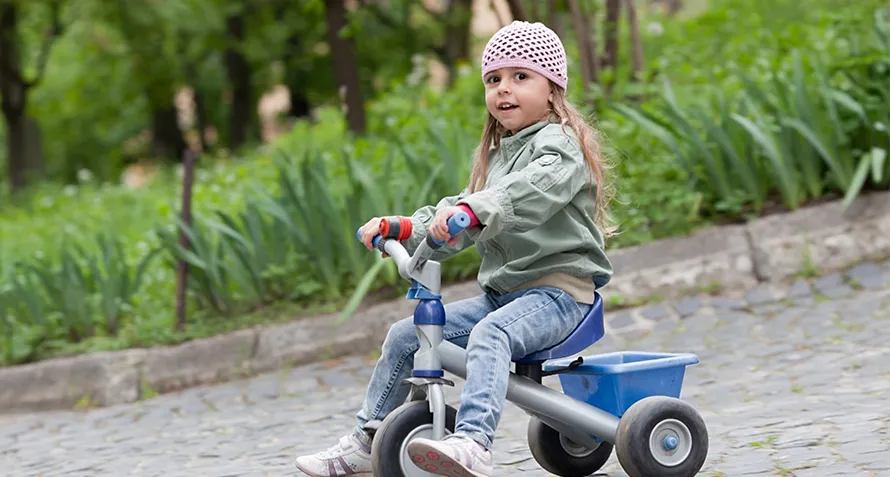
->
<box><xmin>382</xmin><ymin>317</ymin><xmax>418</xmax><ymax>352</ymax></box>
<box><xmin>467</xmin><ymin>318</ymin><xmax>507</xmax><ymax>347</ymax></box>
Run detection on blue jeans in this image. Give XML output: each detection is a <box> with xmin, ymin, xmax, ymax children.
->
<box><xmin>354</xmin><ymin>286</ymin><xmax>590</xmax><ymax>449</ymax></box>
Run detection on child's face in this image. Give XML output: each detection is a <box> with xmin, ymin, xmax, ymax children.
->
<box><xmin>484</xmin><ymin>67</ymin><xmax>553</xmax><ymax>135</ymax></box>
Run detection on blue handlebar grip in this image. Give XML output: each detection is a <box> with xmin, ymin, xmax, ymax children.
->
<box><xmin>447</xmin><ymin>211</ymin><xmax>471</xmax><ymax>237</ymax></box>
<box><xmin>431</xmin><ymin>211</ymin><xmax>471</xmax><ymax>246</ymax></box>
<box><xmin>355</xmin><ymin>227</ymin><xmax>382</xmax><ymax>249</ymax></box>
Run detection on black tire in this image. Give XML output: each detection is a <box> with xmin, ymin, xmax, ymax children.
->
<box><xmin>370</xmin><ymin>400</ymin><xmax>458</xmax><ymax>477</ymax></box>
<box><xmin>615</xmin><ymin>396</ymin><xmax>709</xmax><ymax>477</ymax></box>
<box><xmin>527</xmin><ymin>417</ymin><xmax>613</xmax><ymax>477</ymax></box>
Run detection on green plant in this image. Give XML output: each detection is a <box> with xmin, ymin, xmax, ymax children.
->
<box><xmin>0</xmin><ymin>234</ymin><xmax>160</xmax><ymax>365</ymax></box>
<box><xmin>613</xmin><ymin>23</ymin><xmax>890</xmax><ymax>219</ymax></box>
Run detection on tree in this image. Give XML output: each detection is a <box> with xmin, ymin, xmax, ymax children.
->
<box><xmin>224</xmin><ymin>8</ymin><xmax>255</xmax><ymax>150</ymax></box>
<box><xmin>0</xmin><ymin>0</ymin><xmax>64</xmax><ymax>193</ymax></box>
<box><xmin>358</xmin><ymin>0</ymin><xmax>475</xmax><ymax>87</ymax></box>
<box><xmin>324</xmin><ymin>0</ymin><xmax>365</xmax><ymax>135</ymax></box>
<box><xmin>568</xmin><ymin>0</ymin><xmax>599</xmax><ymax>95</ymax></box>
<box><xmin>111</xmin><ymin>0</ymin><xmax>189</xmax><ymax>162</ymax></box>
<box><xmin>627</xmin><ymin>0</ymin><xmax>644</xmax><ymax>83</ymax></box>
<box><xmin>505</xmin><ymin>0</ymin><xmax>529</xmax><ymax>21</ymax></box>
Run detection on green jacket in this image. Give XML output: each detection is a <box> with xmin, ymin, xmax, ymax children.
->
<box><xmin>403</xmin><ymin>120</ymin><xmax>613</xmax><ymax>297</ymax></box>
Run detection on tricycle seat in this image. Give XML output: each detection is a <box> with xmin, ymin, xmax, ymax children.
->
<box><xmin>515</xmin><ymin>292</ymin><xmax>605</xmax><ymax>364</ymax></box>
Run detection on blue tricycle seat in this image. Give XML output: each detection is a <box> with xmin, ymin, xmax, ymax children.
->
<box><xmin>515</xmin><ymin>292</ymin><xmax>605</xmax><ymax>364</ymax></box>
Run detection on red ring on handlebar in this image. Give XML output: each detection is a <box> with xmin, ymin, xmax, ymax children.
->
<box><xmin>397</xmin><ymin>217</ymin><xmax>412</xmax><ymax>240</ymax></box>
<box><xmin>378</xmin><ymin>217</ymin><xmax>413</xmax><ymax>241</ymax></box>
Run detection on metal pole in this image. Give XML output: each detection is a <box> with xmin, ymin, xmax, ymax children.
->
<box><xmin>175</xmin><ymin>150</ymin><xmax>196</xmax><ymax>331</ymax></box>
<box><xmin>437</xmin><ymin>340</ymin><xmax>621</xmax><ymax>443</ymax></box>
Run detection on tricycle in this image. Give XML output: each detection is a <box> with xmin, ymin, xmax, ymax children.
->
<box><xmin>357</xmin><ymin>211</ymin><xmax>708</xmax><ymax>477</ymax></box>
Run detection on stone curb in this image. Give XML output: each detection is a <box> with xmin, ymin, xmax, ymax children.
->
<box><xmin>1</xmin><ymin>191</ymin><xmax>888</xmax><ymax>414</ymax></box>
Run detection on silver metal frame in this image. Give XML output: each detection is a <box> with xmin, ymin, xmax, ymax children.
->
<box><xmin>378</xmin><ymin>236</ymin><xmax>620</xmax><ymax>449</ymax></box>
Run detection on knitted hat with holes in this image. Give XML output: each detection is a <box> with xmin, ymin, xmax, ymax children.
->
<box><xmin>480</xmin><ymin>21</ymin><xmax>568</xmax><ymax>90</ymax></box>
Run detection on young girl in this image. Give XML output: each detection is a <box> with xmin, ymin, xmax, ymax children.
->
<box><xmin>295</xmin><ymin>20</ymin><xmax>614</xmax><ymax>477</ymax></box>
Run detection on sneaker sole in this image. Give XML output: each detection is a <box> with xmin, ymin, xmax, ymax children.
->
<box><xmin>406</xmin><ymin>441</ymin><xmax>489</xmax><ymax>477</ymax></box>
<box><xmin>294</xmin><ymin>460</ymin><xmax>372</xmax><ymax>477</ymax></box>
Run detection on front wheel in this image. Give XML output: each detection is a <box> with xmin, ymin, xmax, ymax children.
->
<box><xmin>615</xmin><ymin>396</ymin><xmax>709</xmax><ymax>477</ymax></box>
<box><xmin>527</xmin><ymin>417</ymin><xmax>613</xmax><ymax>477</ymax></box>
<box><xmin>370</xmin><ymin>400</ymin><xmax>458</xmax><ymax>477</ymax></box>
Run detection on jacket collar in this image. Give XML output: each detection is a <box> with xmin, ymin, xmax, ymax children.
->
<box><xmin>499</xmin><ymin>119</ymin><xmax>553</xmax><ymax>157</ymax></box>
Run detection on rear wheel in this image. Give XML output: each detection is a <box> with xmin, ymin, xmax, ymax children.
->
<box><xmin>370</xmin><ymin>400</ymin><xmax>458</xmax><ymax>476</ymax></box>
<box><xmin>615</xmin><ymin>396</ymin><xmax>709</xmax><ymax>477</ymax></box>
<box><xmin>527</xmin><ymin>416</ymin><xmax>613</xmax><ymax>477</ymax></box>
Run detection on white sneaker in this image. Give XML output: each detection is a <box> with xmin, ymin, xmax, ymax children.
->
<box><xmin>406</xmin><ymin>433</ymin><xmax>493</xmax><ymax>477</ymax></box>
<box><xmin>294</xmin><ymin>434</ymin><xmax>373</xmax><ymax>476</ymax></box>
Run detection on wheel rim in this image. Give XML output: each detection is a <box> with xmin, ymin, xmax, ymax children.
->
<box><xmin>648</xmin><ymin>418</ymin><xmax>693</xmax><ymax>467</ymax></box>
<box><xmin>558</xmin><ymin>434</ymin><xmax>599</xmax><ymax>458</ymax></box>
<box><xmin>398</xmin><ymin>424</ymin><xmax>452</xmax><ymax>476</ymax></box>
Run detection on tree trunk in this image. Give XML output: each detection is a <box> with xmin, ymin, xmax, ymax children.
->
<box><xmin>526</xmin><ymin>0</ymin><xmax>540</xmax><ymax>21</ymax></box>
<box><xmin>443</xmin><ymin>0</ymin><xmax>473</xmax><ymax>86</ymax></box>
<box><xmin>286</xmin><ymin>75</ymin><xmax>312</xmax><ymax>119</ymax></box>
<box><xmin>192</xmin><ymin>89</ymin><xmax>211</xmax><ymax>152</ymax></box>
<box><xmin>324</xmin><ymin>0</ymin><xmax>366</xmax><ymax>135</ymax></box>
<box><xmin>0</xmin><ymin>4</ymin><xmax>28</xmax><ymax>192</ymax></box>
<box><xmin>151</xmin><ymin>106</ymin><xmax>188</xmax><ymax>160</ymax></box>
<box><xmin>603</xmin><ymin>0</ymin><xmax>621</xmax><ymax>70</ymax></box>
<box><xmin>626</xmin><ymin>0</ymin><xmax>644</xmax><ymax>83</ymax></box>
<box><xmin>0</xmin><ymin>2</ymin><xmax>60</xmax><ymax>193</ymax></box>
<box><xmin>118</xmin><ymin>0</ymin><xmax>190</xmax><ymax>162</ymax></box>
<box><xmin>506</xmin><ymin>0</ymin><xmax>528</xmax><ymax>21</ymax></box>
<box><xmin>224</xmin><ymin>12</ymin><xmax>254</xmax><ymax>150</ymax></box>
<box><xmin>3</xmin><ymin>107</ymin><xmax>27</xmax><ymax>190</ymax></box>
<box><xmin>283</xmin><ymin>32</ymin><xmax>312</xmax><ymax>119</ymax></box>
<box><xmin>664</xmin><ymin>0</ymin><xmax>682</xmax><ymax>15</ymax></box>
<box><xmin>567</xmin><ymin>0</ymin><xmax>598</xmax><ymax>96</ymax></box>
<box><xmin>547</xmin><ymin>0</ymin><xmax>565</xmax><ymax>38</ymax></box>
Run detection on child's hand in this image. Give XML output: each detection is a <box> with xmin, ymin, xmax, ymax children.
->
<box><xmin>430</xmin><ymin>206</ymin><xmax>465</xmax><ymax>246</ymax></box>
<box><xmin>359</xmin><ymin>217</ymin><xmax>389</xmax><ymax>257</ymax></box>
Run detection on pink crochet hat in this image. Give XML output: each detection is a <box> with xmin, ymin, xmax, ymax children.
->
<box><xmin>481</xmin><ymin>21</ymin><xmax>568</xmax><ymax>90</ymax></box>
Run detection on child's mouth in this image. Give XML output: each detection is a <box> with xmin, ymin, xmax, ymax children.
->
<box><xmin>498</xmin><ymin>104</ymin><xmax>518</xmax><ymax>111</ymax></box>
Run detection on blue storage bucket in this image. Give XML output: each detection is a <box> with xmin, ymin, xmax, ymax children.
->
<box><xmin>542</xmin><ymin>351</ymin><xmax>700</xmax><ymax>418</ymax></box>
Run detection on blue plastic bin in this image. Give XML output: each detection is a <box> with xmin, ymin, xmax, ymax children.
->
<box><xmin>542</xmin><ymin>351</ymin><xmax>700</xmax><ymax>418</ymax></box>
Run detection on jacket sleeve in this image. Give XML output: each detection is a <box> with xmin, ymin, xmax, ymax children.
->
<box><xmin>401</xmin><ymin>188</ymin><xmax>477</xmax><ymax>260</ymax></box>
<box><xmin>456</xmin><ymin>133</ymin><xmax>591</xmax><ymax>242</ymax></box>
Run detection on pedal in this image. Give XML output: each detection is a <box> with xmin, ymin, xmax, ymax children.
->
<box><xmin>402</xmin><ymin>376</ymin><xmax>455</xmax><ymax>387</ymax></box>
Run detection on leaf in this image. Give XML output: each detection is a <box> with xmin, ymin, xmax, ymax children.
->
<box><xmin>781</xmin><ymin>117</ymin><xmax>852</xmax><ymax>188</ymax></box>
<box><xmin>732</xmin><ymin>113</ymin><xmax>801</xmax><ymax>209</ymax></box>
<box><xmin>337</xmin><ymin>259</ymin><xmax>387</xmax><ymax>324</ymax></box>
<box><xmin>844</xmin><ymin>154</ymin><xmax>873</xmax><ymax>209</ymax></box>
<box><xmin>871</xmin><ymin>147</ymin><xmax>887</xmax><ymax>183</ymax></box>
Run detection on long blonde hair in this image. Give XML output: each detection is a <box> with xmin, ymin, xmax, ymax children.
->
<box><xmin>467</xmin><ymin>84</ymin><xmax>617</xmax><ymax>237</ymax></box>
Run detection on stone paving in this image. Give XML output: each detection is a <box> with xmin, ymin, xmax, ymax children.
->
<box><xmin>2</xmin><ymin>260</ymin><xmax>890</xmax><ymax>476</ymax></box>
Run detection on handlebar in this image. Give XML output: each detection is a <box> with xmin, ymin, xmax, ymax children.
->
<box><xmin>354</xmin><ymin>211</ymin><xmax>472</xmax><ymax>293</ymax></box>
<box><xmin>354</xmin><ymin>211</ymin><xmax>471</xmax><ymax>250</ymax></box>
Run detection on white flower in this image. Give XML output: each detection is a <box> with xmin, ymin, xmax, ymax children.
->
<box><xmin>77</xmin><ymin>169</ymin><xmax>94</xmax><ymax>182</ymax></box>
<box><xmin>647</xmin><ymin>22</ymin><xmax>664</xmax><ymax>36</ymax></box>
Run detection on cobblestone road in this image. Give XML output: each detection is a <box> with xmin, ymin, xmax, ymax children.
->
<box><xmin>3</xmin><ymin>261</ymin><xmax>890</xmax><ymax>476</ymax></box>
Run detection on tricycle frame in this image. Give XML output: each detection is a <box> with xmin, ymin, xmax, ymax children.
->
<box><xmin>361</xmin><ymin>213</ymin><xmax>619</xmax><ymax>449</ymax></box>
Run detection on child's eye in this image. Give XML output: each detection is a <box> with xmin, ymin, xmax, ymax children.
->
<box><xmin>486</xmin><ymin>76</ymin><xmax>500</xmax><ymax>84</ymax></box>
<box><xmin>515</xmin><ymin>72</ymin><xmax>527</xmax><ymax>80</ymax></box>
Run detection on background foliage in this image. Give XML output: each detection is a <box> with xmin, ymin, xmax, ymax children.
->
<box><xmin>1</xmin><ymin>0</ymin><xmax>888</xmax><ymax>366</ymax></box>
